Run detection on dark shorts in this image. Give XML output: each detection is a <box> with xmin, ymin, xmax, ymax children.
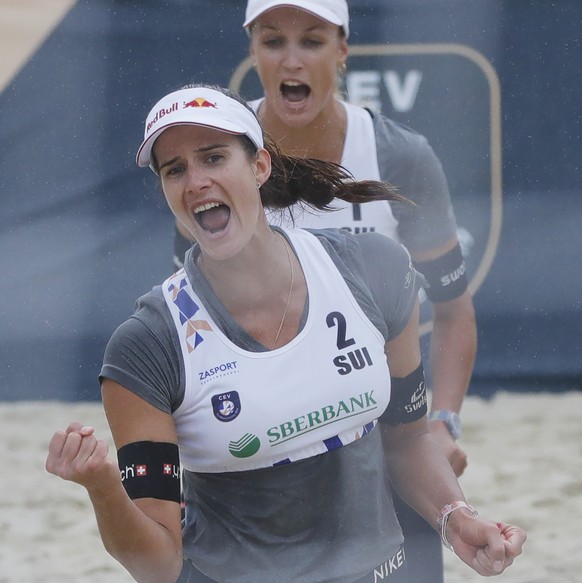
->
<box><xmin>355</xmin><ymin>545</ymin><xmax>408</xmax><ymax>582</ymax></box>
<box><xmin>394</xmin><ymin>495</ymin><xmax>443</xmax><ymax>583</ymax></box>
<box><xmin>177</xmin><ymin>545</ymin><xmax>407</xmax><ymax>583</ymax></box>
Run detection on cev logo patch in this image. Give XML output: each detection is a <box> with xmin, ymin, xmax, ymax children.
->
<box><xmin>211</xmin><ymin>391</ymin><xmax>241</xmax><ymax>422</ymax></box>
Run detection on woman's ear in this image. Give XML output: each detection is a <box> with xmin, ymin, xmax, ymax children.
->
<box><xmin>249</xmin><ymin>40</ymin><xmax>257</xmax><ymax>68</ymax></box>
<box><xmin>338</xmin><ymin>38</ymin><xmax>349</xmax><ymax>69</ymax></box>
<box><xmin>253</xmin><ymin>148</ymin><xmax>271</xmax><ymax>187</ymax></box>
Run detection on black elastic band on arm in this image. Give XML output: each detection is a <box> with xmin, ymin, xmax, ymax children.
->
<box><xmin>379</xmin><ymin>363</ymin><xmax>427</xmax><ymax>426</ymax></box>
<box><xmin>413</xmin><ymin>243</ymin><xmax>468</xmax><ymax>302</ymax></box>
<box><xmin>117</xmin><ymin>441</ymin><xmax>181</xmax><ymax>503</ymax></box>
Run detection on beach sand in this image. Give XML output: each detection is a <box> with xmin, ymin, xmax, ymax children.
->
<box><xmin>1</xmin><ymin>391</ymin><xmax>581</xmax><ymax>582</ymax></box>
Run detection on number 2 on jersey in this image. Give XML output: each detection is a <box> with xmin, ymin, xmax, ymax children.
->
<box><xmin>326</xmin><ymin>311</ymin><xmax>356</xmax><ymax>349</ymax></box>
<box><xmin>327</xmin><ymin>311</ymin><xmax>374</xmax><ymax>376</ymax></box>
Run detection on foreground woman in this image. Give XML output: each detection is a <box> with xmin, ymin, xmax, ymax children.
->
<box><xmin>47</xmin><ymin>85</ymin><xmax>525</xmax><ymax>583</ymax></box>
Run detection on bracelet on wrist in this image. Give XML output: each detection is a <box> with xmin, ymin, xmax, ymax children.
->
<box><xmin>437</xmin><ymin>501</ymin><xmax>479</xmax><ymax>550</ymax></box>
<box><xmin>429</xmin><ymin>410</ymin><xmax>462</xmax><ymax>440</ymax></box>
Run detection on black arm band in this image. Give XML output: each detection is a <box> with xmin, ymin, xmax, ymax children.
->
<box><xmin>413</xmin><ymin>243</ymin><xmax>468</xmax><ymax>302</ymax></box>
<box><xmin>117</xmin><ymin>441</ymin><xmax>181</xmax><ymax>503</ymax></box>
<box><xmin>379</xmin><ymin>363</ymin><xmax>427</xmax><ymax>426</ymax></box>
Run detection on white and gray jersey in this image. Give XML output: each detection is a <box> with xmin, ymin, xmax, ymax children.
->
<box><xmin>101</xmin><ymin>228</ymin><xmax>423</xmax><ymax>583</ymax></box>
<box><xmin>250</xmin><ymin>99</ymin><xmax>457</xmax><ymax>253</ymax></box>
<box><xmin>165</xmin><ymin>229</ymin><xmax>391</xmax><ymax>473</ymax></box>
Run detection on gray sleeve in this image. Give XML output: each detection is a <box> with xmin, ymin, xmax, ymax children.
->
<box><xmin>356</xmin><ymin>232</ymin><xmax>423</xmax><ymax>338</ymax></box>
<box><xmin>372</xmin><ymin>112</ymin><xmax>458</xmax><ymax>252</ymax></box>
<box><xmin>99</xmin><ymin>287</ymin><xmax>184</xmax><ymax>414</ymax></box>
<box><xmin>311</xmin><ymin>229</ymin><xmax>423</xmax><ymax>341</ymax></box>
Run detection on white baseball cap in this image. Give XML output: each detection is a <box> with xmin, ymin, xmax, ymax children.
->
<box><xmin>244</xmin><ymin>0</ymin><xmax>350</xmax><ymax>38</ymax></box>
<box><xmin>136</xmin><ymin>87</ymin><xmax>264</xmax><ymax>169</ymax></box>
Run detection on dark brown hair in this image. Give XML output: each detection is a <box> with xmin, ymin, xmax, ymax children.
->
<box><xmin>159</xmin><ymin>83</ymin><xmax>408</xmax><ymax>213</ymax></box>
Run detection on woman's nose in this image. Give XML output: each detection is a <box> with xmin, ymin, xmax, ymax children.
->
<box><xmin>281</xmin><ymin>44</ymin><xmax>303</xmax><ymax>70</ymax></box>
<box><xmin>185</xmin><ymin>168</ymin><xmax>212</xmax><ymax>194</ymax></box>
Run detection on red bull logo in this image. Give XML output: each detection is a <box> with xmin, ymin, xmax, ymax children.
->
<box><xmin>184</xmin><ymin>97</ymin><xmax>217</xmax><ymax>109</ymax></box>
<box><xmin>145</xmin><ymin>97</ymin><xmax>217</xmax><ymax>135</ymax></box>
<box><xmin>146</xmin><ymin>102</ymin><xmax>178</xmax><ymax>133</ymax></box>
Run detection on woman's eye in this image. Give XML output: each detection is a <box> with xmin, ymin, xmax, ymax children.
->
<box><xmin>165</xmin><ymin>165</ymin><xmax>184</xmax><ymax>177</ymax></box>
<box><xmin>263</xmin><ymin>37</ymin><xmax>283</xmax><ymax>48</ymax></box>
<box><xmin>303</xmin><ymin>38</ymin><xmax>323</xmax><ymax>48</ymax></box>
<box><xmin>206</xmin><ymin>154</ymin><xmax>223</xmax><ymax>165</ymax></box>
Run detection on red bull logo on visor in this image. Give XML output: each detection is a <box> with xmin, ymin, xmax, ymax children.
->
<box><xmin>146</xmin><ymin>102</ymin><xmax>178</xmax><ymax>133</ymax></box>
<box><xmin>146</xmin><ymin>98</ymin><xmax>217</xmax><ymax>133</ymax></box>
<box><xmin>184</xmin><ymin>97</ymin><xmax>217</xmax><ymax>109</ymax></box>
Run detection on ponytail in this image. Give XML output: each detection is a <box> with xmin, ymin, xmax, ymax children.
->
<box><xmin>259</xmin><ymin>135</ymin><xmax>409</xmax><ymax>213</ymax></box>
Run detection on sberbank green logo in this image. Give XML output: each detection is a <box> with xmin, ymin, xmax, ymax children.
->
<box><xmin>228</xmin><ymin>433</ymin><xmax>261</xmax><ymax>458</ymax></box>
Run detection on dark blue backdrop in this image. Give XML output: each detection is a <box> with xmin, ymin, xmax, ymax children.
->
<box><xmin>1</xmin><ymin>0</ymin><xmax>580</xmax><ymax>401</ymax></box>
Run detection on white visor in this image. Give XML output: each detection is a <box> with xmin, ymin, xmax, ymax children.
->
<box><xmin>243</xmin><ymin>0</ymin><xmax>349</xmax><ymax>38</ymax></box>
<box><xmin>136</xmin><ymin>87</ymin><xmax>264</xmax><ymax>170</ymax></box>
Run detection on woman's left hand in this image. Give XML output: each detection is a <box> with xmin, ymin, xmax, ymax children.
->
<box><xmin>429</xmin><ymin>421</ymin><xmax>468</xmax><ymax>477</ymax></box>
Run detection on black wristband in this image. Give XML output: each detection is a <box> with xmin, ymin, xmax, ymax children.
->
<box><xmin>379</xmin><ymin>363</ymin><xmax>427</xmax><ymax>425</ymax></box>
<box><xmin>117</xmin><ymin>441</ymin><xmax>181</xmax><ymax>503</ymax></box>
<box><xmin>413</xmin><ymin>243</ymin><xmax>468</xmax><ymax>302</ymax></box>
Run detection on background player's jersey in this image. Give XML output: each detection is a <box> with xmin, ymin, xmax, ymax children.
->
<box><xmin>251</xmin><ymin>98</ymin><xmax>457</xmax><ymax>253</ymax></box>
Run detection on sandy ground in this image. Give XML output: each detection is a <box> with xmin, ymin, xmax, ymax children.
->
<box><xmin>0</xmin><ymin>391</ymin><xmax>580</xmax><ymax>582</ymax></box>
<box><xmin>0</xmin><ymin>0</ymin><xmax>76</xmax><ymax>91</ymax></box>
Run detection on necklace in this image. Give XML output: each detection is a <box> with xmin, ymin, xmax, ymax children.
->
<box><xmin>271</xmin><ymin>232</ymin><xmax>295</xmax><ymax>349</ymax></box>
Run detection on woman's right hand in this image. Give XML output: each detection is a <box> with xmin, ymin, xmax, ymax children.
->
<box><xmin>45</xmin><ymin>421</ymin><xmax>118</xmax><ymax>491</ymax></box>
<box><xmin>448</xmin><ymin>511</ymin><xmax>527</xmax><ymax>576</ymax></box>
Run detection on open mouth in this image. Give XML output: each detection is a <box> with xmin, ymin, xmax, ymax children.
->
<box><xmin>280</xmin><ymin>81</ymin><xmax>311</xmax><ymax>103</ymax></box>
<box><xmin>194</xmin><ymin>202</ymin><xmax>231</xmax><ymax>234</ymax></box>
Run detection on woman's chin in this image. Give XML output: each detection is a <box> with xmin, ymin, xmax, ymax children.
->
<box><xmin>277</xmin><ymin>98</ymin><xmax>318</xmax><ymax>126</ymax></box>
